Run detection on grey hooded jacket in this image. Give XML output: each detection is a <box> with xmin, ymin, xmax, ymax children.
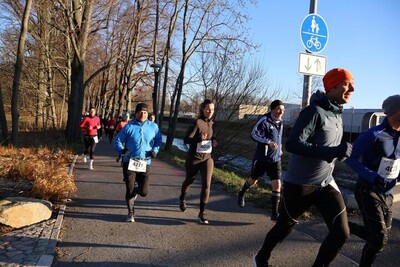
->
<box><xmin>284</xmin><ymin>90</ymin><xmax>345</xmax><ymax>186</ymax></box>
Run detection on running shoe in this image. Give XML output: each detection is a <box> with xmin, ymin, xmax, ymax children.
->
<box><xmin>198</xmin><ymin>213</ymin><xmax>209</xmax><ymax>225</ymax></box>
<box><xmin>126</xmin><ymin>212</ymin><xmax>135</xmax><ymax>222</ymax></box>
<box><xmin>238</xmin><ymin>191</ymin><xmax>245</xmax><ymax>208</ymax></box>
<box><xmin>271</xmin><ymin>213</ymin><xmax>279</xmax><ymax>221</ymax></box>
<box><xmin>253</xmin><ymin>254</ymin><xmax>271</xmax><ymax>267</ymax></box>
<box><xmin>82</xmin><ymin>154</ymin><xmax>87</xmax><ymax>163</ymax></box>
<box><xmin>179</xmin><ymin>200</ymin><xmax>187</xmax><ymax>212</ymax></box>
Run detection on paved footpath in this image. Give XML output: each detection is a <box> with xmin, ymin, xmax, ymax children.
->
<box><xmin>1</xmin><ymin>138</ymin><xmax>400</xmax><ymax>266</ymax></box>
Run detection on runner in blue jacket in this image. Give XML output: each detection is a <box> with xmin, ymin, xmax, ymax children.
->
<box><xmin>114</xmin><ymin>103</ymin><xmax>162</xmax><ymax>223</ymax></box>
<box><xmin>345</xmin><ymin>94</ymin><xmax>400</xmax><ymax>267</ymax></box>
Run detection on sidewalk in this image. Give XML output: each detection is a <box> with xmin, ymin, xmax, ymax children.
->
<box><xmin>1</xmin><ymin>137</ymin><xmax>399</xmax><ymax>266</ymax></box>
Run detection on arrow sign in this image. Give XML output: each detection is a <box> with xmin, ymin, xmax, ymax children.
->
<box><xmin>298</xmin><ymin>52</ymin><xmax>327</xmax><ymax>76</ymax></box>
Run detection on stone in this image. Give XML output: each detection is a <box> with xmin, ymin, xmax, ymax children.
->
<box><xmin>0</xmin><ymin>197</ymin><xmax>52</xmax><ymax>228</ymax></box>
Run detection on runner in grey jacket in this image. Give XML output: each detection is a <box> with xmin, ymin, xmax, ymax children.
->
<box><xmin>285</xmin><ymin>90</ymin><xmax>348</xmax><ymax>186</ymax></box>
<box><xmin>253</xmin><ymin>68</ymin><xmax>354</xmax><ymax>267</ymax></box>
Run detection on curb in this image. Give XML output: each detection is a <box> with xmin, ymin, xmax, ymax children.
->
<box><xmin>35</xmin><ymin>204</ymin><xmax>65</xmax><ymax>267</ymax></box>
<box><xmin>35</xmin><ymin>155</ymin><xmax>77</xmax><ymax>267</ymax></box>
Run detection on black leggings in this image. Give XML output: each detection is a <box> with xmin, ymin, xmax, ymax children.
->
<box><xmin>123</xmin><ymin>163</ymin><xmax>151</xmax><ymax>212</ymax></box>
<box><xmin>258</xmin><ymin>181</ymin><xmax>349</xmax><ymax>267</ymax></box>
<box><xmin>181</xmin><ymin>158</ymin><xmax>214</xmax><ymax>205</ymax></box>
<box><xmin>83</xmin><ymin>135</ymin><xmax>97</xmax><ymax>159</ymax></box>
<box><xmin>350</xmin><ymin>184</ymin><xmax>393</xmax><ymax>266</ymax></box>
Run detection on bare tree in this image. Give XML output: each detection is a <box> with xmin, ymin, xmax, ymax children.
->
<box><xmin>59</xmin><ymin>0</ymin><xmax>95</xmax><ymax>143</ymax></box>
<box><xmin>158</xmin><ymin>0</ymin><xmax>179</xmax><ymax>130</ymax></box>
<box><xmin>164</xmin><ymin>0</ymin><xmax>256</xmax><ymax>151</ymax></box>
<box><xmin>10</xmin><ymin>0</ymin><xmax>32</xmax><ymax>146</ymax></box>
<box><xmin>0</xmin><ymin>84</ymin><xmax>9</xmax><ymax>145</ymax></box>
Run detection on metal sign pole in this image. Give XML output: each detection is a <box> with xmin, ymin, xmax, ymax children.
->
<box><xmin>302</xmin><ymin>0</ymin><xmax>318</xmax><ymax>108</ymax></box>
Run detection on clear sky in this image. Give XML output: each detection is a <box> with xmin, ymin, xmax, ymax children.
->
<box><xmin>246</xmin><ymin>0</ymin><xmax>400</xmax><ymax>109</ymax></box>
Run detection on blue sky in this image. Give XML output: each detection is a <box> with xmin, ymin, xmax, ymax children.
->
<box><xmin>246</xmin><ymin>0</ymin><xmax>400</xmax><ymax>109</ymax></box>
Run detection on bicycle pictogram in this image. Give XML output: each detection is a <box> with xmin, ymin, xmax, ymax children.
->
<box><xmin>306</xmin><ymin>36</ymin><xmax>321</xmax><ymax>50</ymax></box>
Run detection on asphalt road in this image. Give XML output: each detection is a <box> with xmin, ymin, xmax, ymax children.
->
<box><xmin>53</xmin><ymin>138</ymin><xmax>400</xmax><ymax>267</ymax></box>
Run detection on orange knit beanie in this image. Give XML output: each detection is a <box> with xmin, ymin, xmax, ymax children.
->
<box><xmin>323</xmin><ymin>68</ymin><xmax>353</xmax><ymax>92</ymax></box>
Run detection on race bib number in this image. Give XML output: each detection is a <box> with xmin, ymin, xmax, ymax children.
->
<box><xmin>109</xmin><ymin>125</ymin><xmax>114</xmax><ymax>129</ymax></box>
<box><xmin>196</xmin><ymin>140</ymin><xmax>212</xmax><ymax>153</ymax></box>
<box><xmin>377</xmin><ymin>157</ymin><xmax>400</xmax><ymax>180</ymax></box>
<box><xmin>93</xmin><ymin>136</ymin><xmax>99</xmax><ymax>143</ymax></box>
<box><xmin>128</xmin><ymin>159</ymin><xmax>147</xmax><ymax>172</ymax></box>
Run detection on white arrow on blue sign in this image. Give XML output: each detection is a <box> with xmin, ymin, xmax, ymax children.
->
<box><xmin>300</xmin><ymin>13</ymin><xmax>329</xmax><ymax>53</ymax></box>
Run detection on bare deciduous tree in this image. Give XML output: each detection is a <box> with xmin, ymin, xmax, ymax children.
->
<box><xmin>10</xmin><ymin>0</ymin><xmax>32</xmax><ymax>146</ymax></box>
<box><xmin>164</xmin><ymin>0</ymin><xmax>257</xmax><ymax>151</ymax></box>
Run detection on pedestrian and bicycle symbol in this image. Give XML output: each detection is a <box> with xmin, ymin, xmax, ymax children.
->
<box><xmin>300</xmin><ymin>13</ymin><xmax>329</xmax><ymax>53</ymax></box>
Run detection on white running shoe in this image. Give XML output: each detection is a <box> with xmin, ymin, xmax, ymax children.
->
<box><xmin>89</xmin><ymin>160</ymin><xmax>93</xmax><ymax>170</ymax></box>
<box><xmin>198</xmin><ymin>213</ymin><xmax>209</xmax><ymax>225</ymax></box>
<box><xmin>126</xmin><ymin>212</ymin><xmax>135</xmax><ymax>222</ymax></box>
<box><xmin>82</xmin><ymin>154</ymin><xmax>87</xmax><ymax>163</ymax></box>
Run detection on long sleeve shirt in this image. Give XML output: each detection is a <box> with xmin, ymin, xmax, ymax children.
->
<box><xmin>345</xmin><ymin>117</ymin><xmax>400</xmax><ymax>194</ymax></box>
<box><xmin>80</xmin><ymin>116</ymin><xmax>101</xmax><ymax>136</ymax></box>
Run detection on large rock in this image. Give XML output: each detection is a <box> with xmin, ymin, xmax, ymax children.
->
<box><xmin>0</xmin><ymin>197</ymin><xmax>52</xmax><ymax>228</ymax></box>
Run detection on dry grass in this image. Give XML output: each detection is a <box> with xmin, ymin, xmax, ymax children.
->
<box><xmin>0</xmin><ymin>136</ymin><xmax>77</xmax><ymax>203</ymax></box>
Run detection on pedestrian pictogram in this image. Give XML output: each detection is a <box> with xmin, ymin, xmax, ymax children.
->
<box><xmin>300</xmin><ymin>14</ymin><xmax>329</xmax><ymax>53</ymax></box>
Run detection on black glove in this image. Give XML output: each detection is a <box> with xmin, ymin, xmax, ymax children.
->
<box><xmin>374</xmin><ymin>176</ymin><xmax>386</xmax><ymax>189</ymax></box>
<box><xmin>336</xmin><ymin>142</ymin><xmax>353</xmax><ymax>160</ymax></box>
<box><xmin>121</xmin><ymin>148</ymin><xmax>130</xmax><ymax>155</ymax></box>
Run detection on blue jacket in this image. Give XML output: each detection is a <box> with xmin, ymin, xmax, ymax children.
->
<box><xmin>251</xmin><ymin>112</ymin><xmax>283</xmax><ymax>162</ymax></box>
<box><xmin>114</xmin><ymin>119</ymin><xmax>162</xmax><ymax>165</ymax></box>
<box><xmin>285</xmin><ymin>91</ymin><xmax>344</xmax><ymax>186</ymax></box>
<box><xmin>345</xmin><ymin>117</ymin><xmax>400</xmax><ymax>194</ymax></box>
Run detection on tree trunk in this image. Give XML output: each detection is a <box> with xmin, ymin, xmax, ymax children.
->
<box><xmin>165</xmin><ymin>71</ymin><xmax>184</xmax><ymax>151</ymax></box>
<box><xmin>64</xmin><ymin>0</ymin><xmax>94</xmax><ymax>143</ymax></box>
<box><xmin>0</xmin><ymin>84</ymin><xmax>9</xmax><ymax>145</ymax></box>
<box><xmin>10</xmin><ymin>0</ymin><xmax>32</xmax><ymax>146</ymax></box>
<box><xmin>66</xmin><ymin>56</ymin><xmax>85</xmax><ymax>143</ymax></box>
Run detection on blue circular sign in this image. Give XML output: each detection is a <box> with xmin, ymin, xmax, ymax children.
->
<box><xmin>300</xmin><ymin>14</ymin><xmax>329</xmax><ymax>53</ymax></box>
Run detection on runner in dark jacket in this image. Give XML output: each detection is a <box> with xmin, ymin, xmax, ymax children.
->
<box><xmin>238</xmin><ymin>100</ymin><xmax>285</xmax><ymax>221</ymax></box>
<box><xmin>253</xmin><ymin>68</ymin><xmax>354</xmax><ymax>267</ymax></box>
<box><xmin>345</xmin><ymin>94</ymin><xmax>400</xmax><ymax>267</ymax></box>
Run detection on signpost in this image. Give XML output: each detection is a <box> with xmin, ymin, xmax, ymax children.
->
<box><xmin>298</xmin><ymin>52</ymin><xmax>327</xmax><ymax>76</ymax></box>
<box><xmin>300</xmin><ymin>9</ymin><xmax>329</xmax><ymax>108</ymax></box>
<box><xmin>300</xmin><ymin>13</ymin><xmax>329</xmax><ymax>53</ymax></box>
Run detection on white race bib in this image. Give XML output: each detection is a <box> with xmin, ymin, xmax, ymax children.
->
<box><xmin>128</xmin><ymin>159</ymin><xmax>147</xmax><ymax>172</ymax></box>
<box><xmin>377</xmin><ymin>157</ymin><xmax>400</xmax><ymax>180</ymax></box>
<box><xmin>93</xmin><ymin>136</ymin><xmax>99</xmax><ymax>143</ymax></box>
<box><xmin>196</xmin><ymin>140</ymin><xmax>212</xmax><ymax>153</ymax></box>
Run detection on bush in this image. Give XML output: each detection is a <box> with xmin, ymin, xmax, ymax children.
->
<box><xmin>0</xmin><ymin>146</ymin><xmax>76</xmax><ymax>203</ymax></box>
